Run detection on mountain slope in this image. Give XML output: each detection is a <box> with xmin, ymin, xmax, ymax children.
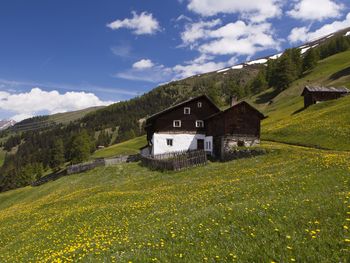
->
<box><xmin>253</xmin><ymin>50</ymin><xmax>350</xmax><ymax>150</ymax></box>
<box><xmin>0</xmin><ymin>120</ymin><xmax>16</xmax><ymax>131</ymax></box>
<box><xmin>0</xmin><ymin>143</ymin><xmax>348</xmax><ymax>262</ymax></box>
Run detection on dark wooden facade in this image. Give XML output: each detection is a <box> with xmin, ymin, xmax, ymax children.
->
<box><xmin>206</xmin><ymin>102</ymin><xmax>264</xmax><ymax>138</ymax></box>
<box><xmin>301</xmin><ymin>86</ymin><xmax>349</xmax><ymax>108</ymax></box>
<box><xmin>145</xmin><ymin>95</ymin><xmax>220</xmax><ymax>142</ymax></box>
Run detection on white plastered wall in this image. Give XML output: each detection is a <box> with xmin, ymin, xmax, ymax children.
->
<box><xmin>152</xmin><ymin>133</ymin><xmax>210</xmax><ymax>155</ymax></box>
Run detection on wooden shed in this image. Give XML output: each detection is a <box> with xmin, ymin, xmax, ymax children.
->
<box><xmin>301</xmin><ymin>86</ymin><xmax>349</xmax><ymax>108</ymax></box>
<box><xmin>206</xmin><ymin>101</ymin><xmax>266</xmax><ymax>157</ymax></box>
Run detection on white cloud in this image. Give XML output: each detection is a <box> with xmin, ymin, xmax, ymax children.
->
<box><xmin>181</xmin><ymin>20</ymin><xmax>280</xmax><ymax>56</ymax></box>
<box><xmin>173</xmin><ymin>59</ymin><xmax>227</xmax><ymax>79</ymax></box>
<box><xmin>107</xmin><ymin>11</ymin><xmax>160</xmax><ymax>35</ymax></box>
<box><xmin>115</xmin><ymin>55</ymin><xmax>236</xmax><ymax>83</ymax></box>
<box><xmin>186</xmin><ymin>0</ymin><xmax>283</xmax><ymax>22</ymax></box>
<box><xmin>287</xmin><ymin>0</ymin><xmax>343</xmax><ymax>21</ymax></box>
<box><xmin>132</xmin><ymin>59</ymin><xmax>155</xmax><ymax>69</ymax></box>
<box><xmin>0</xmin><ymin>88</ymin><xmax>114</xmax><ymax>121</ymax></box>
<box><xmin>288</xmin><ymin>12</ymin><xmax>350</xmax><ymax>43</ymax></box>
<box><xmin>115</xmin><ymin>64</ymin><xmax>173</xmax><ymax>83</ymax></box>
<box><xmin>181</xmin><ymin>19</ymin><xmax>221</xmax><ymax>45</ymax></box>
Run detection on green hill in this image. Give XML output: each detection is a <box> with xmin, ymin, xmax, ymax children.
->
<box><xmin>0</xmin><ymin>142</ymin><xmax>349</xmax><ymax>262</ymax></box>
<box><xmin>252</xmin><ymin>50</ymin><xmax>350</xmax><ymax>150</ymax></box>
<box><xmin>92</xmin><ymin>136</ymin><xmax>146</xmax><ymax>159</ymax></box>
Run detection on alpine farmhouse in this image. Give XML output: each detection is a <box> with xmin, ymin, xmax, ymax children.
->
<box><xmin>141</xmin><ymin>95</ymin><xmax>265</xmax><ymax>159</ymax></box>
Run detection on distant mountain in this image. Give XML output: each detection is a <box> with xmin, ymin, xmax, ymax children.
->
<box><xmin>0</xmin><ymin>120</ymin><xmax>16</xmax><ymax>131</ymax></box>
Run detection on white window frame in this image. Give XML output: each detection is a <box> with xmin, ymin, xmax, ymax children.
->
<box><xmin>173</xmin><ymin>120</ymin><xmax>182</xmax><ymax>127</ymax></box>
<box><xmin>197</xmin><ymin>102</ymin><xmax>202</xmax><ymax>108</ymax></box>
<box><xmin>195</xmin><ymin>120</ymin><xmax>204</xmax><ymax>128</ymax></box>
<box><xmin>205</xmin><ymin>141</ymin><xmax>212</xmax><ymax>150</ymax></box>
<box><xmin>166</xmin><ymin>139</ymin><xmax>173</xmax><ymax>146</ymax></box>
<box><xmin>184</xmin><ymin>107</ymin><xmax>191</xmax><ymax>114</ymax></box>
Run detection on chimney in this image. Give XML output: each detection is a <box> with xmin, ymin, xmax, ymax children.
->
<box><xmin>230</xmin><ymin>96</ymin><xmax>238</xmax><ymax>107</ymax></box>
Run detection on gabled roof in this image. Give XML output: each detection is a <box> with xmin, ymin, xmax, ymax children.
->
<box><xmin>146</xmin><ymin>95</ymin><xmax>220</xmax><ymax>123</ymax></box>
<box><xmin>301</xmin><ymin>86</ymin><xmax>350</xmax><ymax>96</ymax></box>
<box><xmin>206</xmin><ymin>101</ymin><xmax>266</xmax><ymax>120</ymax></box>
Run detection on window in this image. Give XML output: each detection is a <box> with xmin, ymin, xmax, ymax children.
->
<box><xmin>184</xmin><ymin>107</ymin><xmax>191</xmax><ymax>114</ymax></box>
<box><xmin>205</xmin><ymin>141</ymin><xmax>212</xmax><ymax>150</ymax></box>
<box><xmin>195</xmin><ymin>120</ymin><xmax>204</xmax><ymax>128</ymax></box>
<box><xmin>197</xmin><ymin>102</ymin><xmax>202</xmax><ymax>108</ymax></box>
<box><xmin>166</xmin><ymin>139</ymin><xmax>173</xmax><ymax>146</ymax></box>
<box><xmin>173</xmin><ymin>120</ymin><xmax>181</xmax><ymax>127</ymax></box>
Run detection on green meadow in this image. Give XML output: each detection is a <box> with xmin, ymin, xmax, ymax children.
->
<box><xmin>0</xmin><ymin>142</ymin><xmax>349</xmax><ymax>262</ymax></box>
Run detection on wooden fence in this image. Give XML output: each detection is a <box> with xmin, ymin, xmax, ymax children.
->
<box><xmin>141</xmin><ymin>150</ymin><xmax>207</xmax><ymax>171</ymax></box>
<box><xmin>66</xmin><ymin>155</ymin><xmax>140</xmax><ymax>175</ymax></box>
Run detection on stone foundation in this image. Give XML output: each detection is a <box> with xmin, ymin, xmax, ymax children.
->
<box><xmin>222</xmin><ymin>135</ymin><xmax>260</xmax><ymax>150</ymax></box>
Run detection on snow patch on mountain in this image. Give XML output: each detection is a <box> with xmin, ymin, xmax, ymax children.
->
<box><xmin>0</xmin><ymin>120</ymin><xmax>16</xmax><ymax>130</ymax></box>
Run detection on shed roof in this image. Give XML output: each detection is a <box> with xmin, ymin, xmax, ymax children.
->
<box><xmin>146</xmin><ymin>95</ymin><xmax>220</xmax><ymax>123</ymax></box>
<box><xmin>302</xmin><ymin>86</ymin><xmax>350</xmax><ymax>95</ymax></box>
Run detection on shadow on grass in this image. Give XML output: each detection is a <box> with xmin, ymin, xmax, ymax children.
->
<box><xmin>292</xmin><ymin>107</ymin><xmax>306</xmax><ymax>115</ymax></box>
<box><xmin>255</xmin><ymin>89</ymin><xmax>281</xmax><ymax>104</ymax></box>
<box><xmin>329</xmin><ymin>66</ymin><xmax>350</xmax><ymax>80</ymax></box>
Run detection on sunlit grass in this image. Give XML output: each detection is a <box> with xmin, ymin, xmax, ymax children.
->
<box><xmin>92</xmin><ymin>136</ymin><xmax>146</xmax><ymax>159</ymax></box>
<box><xmin>0</xmin><ymin>143</ymin><xmax>349</xmax><ymax>262</ymax></box>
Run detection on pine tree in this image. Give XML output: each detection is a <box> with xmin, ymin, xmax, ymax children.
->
<box><xmin>68</xmin><ymin>130</ymin><xmax>92</xmax><ymax>164</ymax></box>
<box><xmin>50</xmin><ymin>139</ymin><xmax>65</xmax><ymax>170</ymax></box>
<box><xmin>274</xmin><ymin>50</ymin><xmax>298</xmax><ymax>91</ymax></box>
<box><xmin>303</xmin><ymin>49</ymin><xmax>319</xmax><ymax>72</ymax></box>
<box><xmin>251</xmin><ymin>69</ymin><xmax>268</xmax><ymax>93</ymax></box>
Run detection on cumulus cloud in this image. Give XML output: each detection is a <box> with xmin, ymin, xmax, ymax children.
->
<box><xmin>0</xmin><ymin>88</ymin><xmax>114</xmax><ymax>121</ymax></box>
<box><xmin>132</xmin><ymin>59</ymin><xmax>155</xmax><ymax>69</ymax></box>
<box><xmin>181</xmin><ymin>19</ymin><xmax>221</xmax><ymax>46</ymax></box>
<box><xmin>181</xmin><ymin>20</ymin><xmax>280</xmax><ymax>57</ymax></box>
<box><xmin>287</xmin><ymin>0</ymin><xmax>343</xmax><ymax>21</ymax></box>
<box><xmin>288</xmin><ymin>12</ymin><xmax>350</xmax><ymax>43</ymax></box>
<box><xmin>186</xmin><ymin>0</ymin><xmax>283</xmax><ymax>22</ymax></box>
<box><xmin>107</xmin><ymin>11</ymin><xmax>160</xmax><ymax>35</ymax></box>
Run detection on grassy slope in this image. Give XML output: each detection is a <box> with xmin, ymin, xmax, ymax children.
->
<box><xmin>92</xmin><ymin>136</ymin><xmax>147</xmax><ymax>159</ymax></box>
<box><xmin>48</xmin><ymin>106</ymin><xmax>105</xmax><ymax>124</ymax></box>
<box><xmin>251</xmin><ymin>50</ymin><xmax>350</xmax><ymax>150</ymax></box>
<box><xmin>0</xmin><ymin>143</ymin><xmax>349</xmax><ymax>262</ymax></box>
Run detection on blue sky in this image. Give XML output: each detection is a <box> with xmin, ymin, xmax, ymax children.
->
<box><xmin>0</xmin><ymin>0</ymin><xmax>349</xmax><ymax>121</ymax></box>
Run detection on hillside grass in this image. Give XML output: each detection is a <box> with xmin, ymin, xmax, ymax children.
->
<box><xmin>49</xmin><ymin>106</ymin><xmax>104</xmax><ymax>124</ymax></box>
<box><xmin>92</xmin><ymin>136</ymin><xmax>146</xmax><ymax>159</ymax></box>
<box><xmin>263</xmin><ymin>96</ymin><xmax>350</xmax><ymax>150</ymax></box>
<box><xmin>252</xmin><ymin>50</ymin><xmax>350</xmax><ymax>150</ymax></box>
<box><xmin>0</xmin><ymin>142</ymin><xmax>349</xmax><ymax>262</ymax></box>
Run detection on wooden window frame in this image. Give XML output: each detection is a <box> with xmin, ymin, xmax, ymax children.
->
<box><xmin>173</xmin><ymin>120</ymin><xmax>182</xmax><ymax>127</ymax></box>
<box><xmin>195</xmin><ymin>120</ymin><xmax>204</xmax><ymax>128</ymax></box>
<box><xmin>184</xmin><ymin>107</ymin><xmax>191</xmax><ymax>114</ymax></box>
<box><xmin>197</xmin><ymin>102</ymin><xmax>202</xmax><ymax>108</ymax></box>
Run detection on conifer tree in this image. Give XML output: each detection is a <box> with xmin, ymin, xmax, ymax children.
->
<box><xmin>68</xmin><ymin>130</ymin><xmax>92</xmax><ymax>164</ymax></box>
<box><xmin>303</xmin><ymin>49</ymin><xmax>319</xmax><ymax>72</ymax></box>
<box><xmin>50</xmin><ymin>139</ymin><xmax>65</xmax><ymax>170</ymax></box>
